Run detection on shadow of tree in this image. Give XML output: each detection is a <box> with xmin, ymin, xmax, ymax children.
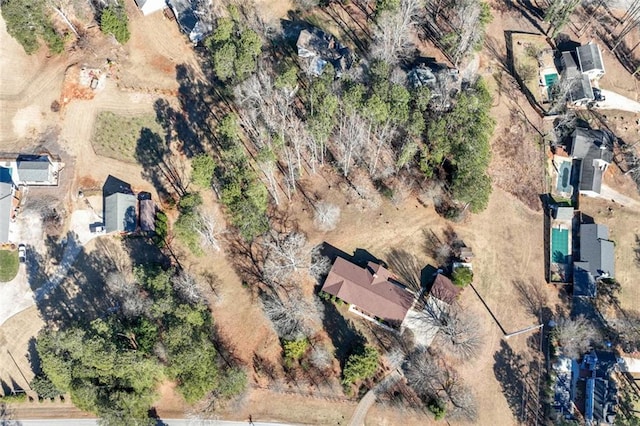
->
<box><xmin>30</xmin><ymin>238</ymin><xmax>121</xmax><ymax>329</ymax></box>
<box><xmin>26</xmin><ymin>337</ymin><xmax>41</xmax><ymax>377</ymax></box>
<box><xmin>321</xmin><ymin>300</ymin><xmax>365</xmax><ymax>369</ymax></box>
<box><xmin>386</xmin><ymin>248</ymin><xmax>424</xmax><ymax>293</ymax></box>
<box><xmin>493</xmin><ymin>340</ymin><xmax>544</xmax><ymax>425</ymax></box>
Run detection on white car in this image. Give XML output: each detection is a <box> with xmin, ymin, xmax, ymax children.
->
<box><xmin>18</xmin><ymin>244</ymin><xmax>26</xmax><ymax>263</ymax></box>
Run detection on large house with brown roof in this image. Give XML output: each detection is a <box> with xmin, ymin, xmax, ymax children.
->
<box><xmin>321</xmin><ymin>257</ymin><xmax>416</xmax><ymax>326</ymax></box>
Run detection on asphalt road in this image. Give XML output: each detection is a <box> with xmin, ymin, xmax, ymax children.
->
<box><xmin>14</xmin><ymin>419</ymin><xmax>294</xmax><ymax>426</ymax></box>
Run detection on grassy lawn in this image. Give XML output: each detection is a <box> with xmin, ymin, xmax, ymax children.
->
<box><xmin>91</xmin><ymin>112</ymin><xmax>165</xmax><ymax>163</ymax></box>
<box><xmin>0</xmin><ymin>249</ymin><xmax>19</xmax><ymax>282</ymax></box>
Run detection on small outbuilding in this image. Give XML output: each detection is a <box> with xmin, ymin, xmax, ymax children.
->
<box><xmin>134</xmin><ymin>0</ymin><xmax>167</xmax><ymax>16</ymax></box>
<box><xmin>138</xmin><ymin>192</ymin><xmax>156</xmax><ymax>232</ymax></box>
<box><xmin>429</xmin><ymin>273</ymin><xmax>461</xmax><ymax>305</ymax></box>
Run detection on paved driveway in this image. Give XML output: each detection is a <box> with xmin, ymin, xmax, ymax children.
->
<box><xmin>0</xmin><ymin>262</ymin><xmax>33</xmax><ymax>325</ymax></box>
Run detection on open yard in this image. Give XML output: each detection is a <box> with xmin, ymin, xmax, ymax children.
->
<box><xmin>91</xmin><ymin>111</ymin><xmax>165</xmax><ymax>163</ymax></box>
<box><xmin>0</xmin><ymin>249</ymin><xmax>19</xmax><ymax>282</ymax></box>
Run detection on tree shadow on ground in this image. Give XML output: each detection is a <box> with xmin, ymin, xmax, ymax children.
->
<box><xmin>493</xmin><ymin>340</ymin><xmax>545</xmax><ymax>425</ymax></box>
<box><xmin>321</xmin><ymin>300</ymin><xmax>365</xmax><ymax>369</ymax></box>
<box><xmin>121</xmin><ymin>237</ymin><xmax>170</xmax><ymax>270</ymax></box>
<box><xmin>29</xmin><ymin>237</ymin><xmax>121</xmax><ymax>329</ymax></box>
<box><xmin>26</xmin><ymin>337</ymin><xmax>41</xmax><ymax>376</ymax></box>
<box><xmin>135</xmin><ymin>127</ymin><xmax>177</xmax><ymax>202</ymax></box>
<box><xmin>386</xmin><ymin>248</ymin><xmax>426</xmax><ymax>294</ymax></box>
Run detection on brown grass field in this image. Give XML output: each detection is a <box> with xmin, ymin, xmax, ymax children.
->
<box><xmin>2</xmin><ymin>0</ymin><xmax>640</xmax><ymax>423</ymax></box>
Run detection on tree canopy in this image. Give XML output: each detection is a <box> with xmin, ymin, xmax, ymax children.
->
<box><xmin>1</xmin><ymin>0</ymin><xmax>64</xmax><ymax>54</ymax></box>
<box><xmin>426</xmin><ymin>78</ymin><xmax>494</xmax><ymax>212</ymax></box>
<box><xmin>37</xmin><ymin>265</ymin><xmax>246</xmax><ymax>421</ymax></box>
<box><xmin>100</xmin><ymin>5</ymin><xmax>130</xmax><ymax>44</ymax></box>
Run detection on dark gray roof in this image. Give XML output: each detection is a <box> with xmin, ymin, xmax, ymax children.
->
<box><xmin>571</xmin><ymin>128</ymin><xmax>613</xmax><ymax>194</ymax></box>
<box><xmin>17</xmin><ymin>158</ymin><xmax>51</xmax><ymax>182</ymax></box>
<box><xmin>567</xmin><ymin>74</ymin><xmax>594</xmax><ymax>103</ymax></box>
<box><xmin>577</xmin><ymin>43</ymin><xmax>604</xmax><ymax>73</ymax></box>
<box><xmin>104</xmin><ymin>192</ymin><xmax>137</xmax><ymax>233</ymax></box>
<box><xmin>0</xmin><ymin>167</ymin><xmax>13</xmax><ymax>242</ymax></box>
<box><xmin>296</xmin><ymin>28</ymin><xmax>353</xmax><ymax>76</ymax></box>
<box><xmin>561</xmin><ymin>51</ymin><xmax>579</xmax><ymax>76</ymax></box>
<box><xmin>573</xmin><ymin>261</ymin><xmax>597</xmax><ymax>297</ymax></box>
<box><xmin>580</xmin><ymin>224</ymin><xmax>615</xmax><ymax>278</ymax></box>
<box><xmin>134</xmin><ymin>0</ymin><xmax>148</xmax><ymax>6</ymax></box>
<box><xmin>168</xmin><ymin>0</ymin><xmax>211</xmax><ymax>42</ymax></box>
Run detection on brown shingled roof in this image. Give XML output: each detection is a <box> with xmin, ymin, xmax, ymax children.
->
<box><xmin>430</xmin><ymin>273</ymin><xmax>461</xmax><ymax>304</ymax></box>
<box><xmin>321</xmin><ymin>257</ymin><xmax>415</xmax><ymax>323</ymax></box>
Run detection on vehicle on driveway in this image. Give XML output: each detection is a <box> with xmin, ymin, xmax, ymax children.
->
<box><xmin>18</xmin><ymin>244</ymin><xmax>26</xmax><ymax>263</ymax></box>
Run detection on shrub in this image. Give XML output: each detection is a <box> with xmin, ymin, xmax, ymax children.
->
<box><xmin>0</xmin><ymin>393</ymin><xmax>27</xmax><ymax>403</ymax></box>
<box><xmin>428</xmin><ymin>398</ymin><xmax>447</xmax><ymax>420</ymax></box>
<box><xmin>100</xmin><ymin>6</ymin><xmax>130</xmax><ymax>44</ymax></box>
<box><xmin>342</xmin><ymin>346</ymin><xmax>379</xmax><ymax>386</ymax></box>
<box><xmin>284</xmin><ymin>338</ymin><xmax>309</xmax><ymax>362</ymax></box>
<box><xmin>30</xmin><ymin>375</ymin><xmax>63</xmax><ymax>399</ymax></box>
<box><xmin>191</xmin><ymin>154</ymin><xmax>216</xmax><ymax>188</ymax></box>
<box><xmin>452</xmin><ymin>267</ymin><xmax>473</xmax><ymax>288</ymax></box>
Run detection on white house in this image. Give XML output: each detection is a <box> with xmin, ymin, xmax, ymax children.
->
<box><xmin>134</xmin><ymin>0</ymin><xmax>167</xmax><ymax>16</ymax></box>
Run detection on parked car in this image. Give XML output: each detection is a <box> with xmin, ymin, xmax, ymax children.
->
<box><xmin>18</xmin><ymin>244</ymin><xmax>26</xmax><ymax>263</ymax></box>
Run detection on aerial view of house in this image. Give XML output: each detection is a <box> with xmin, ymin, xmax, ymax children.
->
<box><xmin>2</xmin><ymin>0</ymin><xmax>640</xmax><ymax>425</ymax></box>
<box><xmin>321</xmin><ymin>256</ymin><xmax>415</xmax><ymax>326</ymax></box>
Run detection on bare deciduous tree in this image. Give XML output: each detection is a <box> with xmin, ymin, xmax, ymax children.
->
<box><xmin>333</xmin><ymin>111</ymin><xmax>368</xmax><ymax>177</ymax></box>
<box><xmin>194</xmin><ymin>211</ymin><xmax>223</xmax><ymax>252</ymax></box>
<box><xmin>173</xmin><ymin>271</ymin><xmax>203</xmax><ymax>305</ymax></box>
<box><xmin>415</xmin><ymin>298</ymin><xmax>483</xmax><ymax>360</ymax></box>
<box><xmin>403</xmin><ymin>348</ymin><xmax>478</xmax><ymax>421</ymax></box>
<box><xmin>313</xmin><ymin>201</ymin><xmax>341</xmax><ymax>231</ymax></box>
<box><xmin>107</xmin><ymin>272</ymin><xmax>150</xmax><ymax>318</ymax></box>
<box><xmin>370</xmin><ymin>0</ymin><xmax>423</xmax><ymax>64</ymax></box>
<box><xmin>261</xmin><ymin>231</ymin><xmax>309</xmax><ymax>286</ymax></box>
<box><xmin>554</xmin><ymin>315</ymin><xmax>600</xmax><ymax>358</ymax></box>
<box><xmin>309</xmin><ymin>245</ymin><xmax>332</xmax><ymax>281</ymax></box>
<box><xmin>309</xmin><ymin>345</ymin><xmax>333</xmax><ymax>370</ymax></box>
<box><xmin>261</xmin><ymin>291</ymin><xmax>324</xmax><ymax>339</ymax></box>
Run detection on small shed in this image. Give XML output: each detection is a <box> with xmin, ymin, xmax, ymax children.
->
<box><xmin>429</xmin><ymin>273</ymin><xmax>461</xmax><ymax>305</ymax></box>
<box><xmin>138</xmin><ymin>192</ymin><xmax>156</xmax><ymax>232</ymax></box>
<box><xmin>458</xmin><ymin>246</ymin><xmax>474</xmax><ymax>263</ymax></box>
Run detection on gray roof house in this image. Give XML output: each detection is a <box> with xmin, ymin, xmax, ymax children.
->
<box><xmin>103</xmin><ymin>175</ymin><xmax>137</xmax><ymax>234</ymax></box>
<box><xmin>580</xmin><ymin>223</ymin><xmax>615</xmax><ymax>279</ymax></box>
<box><xmin>16</xmin><ymin>156</ymin><xmax>54</xmax><ymax>184</ymax></box>
<box><xmin>573</xmin><ymin>261</ymin><xmax>597</xmax><ymax>297</ymax></box>
<box><xmin>168</xmin><ymin>0</ymin><xmax>212</xmax><ymax>43</ymax></box>
<box><xmin>570</xmin><ymin>128</ymin><xmax>613</xmax><ymax>197</ymax></box>
<box><xmin>567</xmin><ymin>74</ymin><xmax>595</xmax><ymax>106</ymax></box>
<box><xmin>576</xmin><ymin>42</ymin><xmax>605</xmax><ymax>80</ymax></box>
<box><xmin>0</xmin><ymin>167</ymin><xmax>15</xmax><ymax>243</ymax></box>
<box><xmin>104</xmin><ymin>193</ymin><xmax>137</xmax><ymax>233</ymax></box>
